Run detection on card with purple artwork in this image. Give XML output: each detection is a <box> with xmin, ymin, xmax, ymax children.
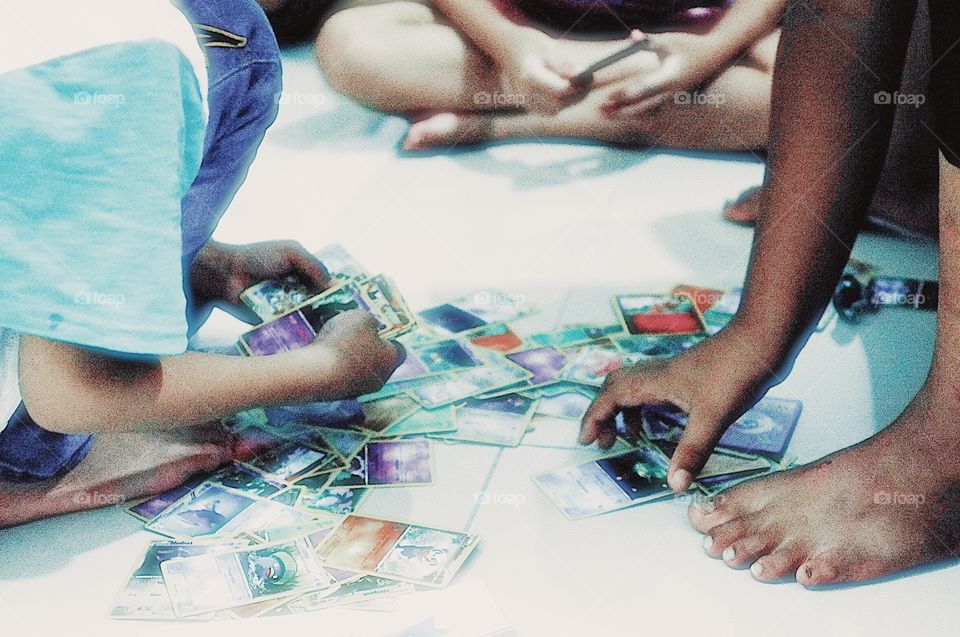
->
<box><xmin>239</xmin><ymin>311</ymin><xmax>316</xmax><ymax>355</ymax></box>
<box><xmin>506</xmin><ymin>347</ymin><xmax>568</xmax><ymax>387</ymax></box>
<box><xmin>363</xmin><ymin>440</ymin><xmax>434</xmax><ymax>487</ymax></box>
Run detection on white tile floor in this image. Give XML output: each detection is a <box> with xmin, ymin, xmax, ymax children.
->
<box><xmin>0</xmin><ymin>46</ymin><xmax>949</xmax><ymax>636</ymax></box>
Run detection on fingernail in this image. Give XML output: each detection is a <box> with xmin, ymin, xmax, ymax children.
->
<box><xmin>696</xmin><ymin>497</ymin><xmax>716</xmax><ymax>513</ymax></box>
<box><xmin>750</xmin><ymin>561</ymin><xmax>764</xmax><ymax>578</ymax></box>
<box><xmin>702</xmin><ymin>535</ymin><xmax>713</xmax><ymax>551</ymax></box>
<box><xmin>722</xmin><ymin>546</ymin><xmax>735</xmax><ymax>562</ymax></box>
<box><xmin>669</xmin><ymin>469</ymin><xmax>692</xmax><ymax>491</ymax></box>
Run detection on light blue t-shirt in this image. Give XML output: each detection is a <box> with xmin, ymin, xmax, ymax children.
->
<box><xmin>0</xmin><ymin>40</ymin><xmax>206</xmax><ymax>356</ymax></box>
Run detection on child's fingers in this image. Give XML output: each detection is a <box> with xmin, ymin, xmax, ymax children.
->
<box><xmin>528</xmin><ymin>58</ymin><xmax>573</xmax><ymax>95</ymax></box>
<box><xmin>579</xmin><ymin>391</ymin><xmax>620</xmax><ymax>446</ymax></box>
<box><xmin>667</xmin><ymin>407</ymin><xmax>731</xmax><ymax>492</ymax></box>
<box><xmin>285</xmin><ymin>243</ymin><xmax>331</xmax><ymax>289</ymax></box>
<box><xmin>579</xmin><ymin>368</ymin><xmax>662</xmax><ymax>446</ymax></box>
<box><xmin>602</xmin><ymin>70</ymin><xmax>676</xmax><ymax>114</ymax></box>
<box><xmin>607</xmin><ymin>92</ymin><xmax>671</xmax><ymax>119</ymax></box>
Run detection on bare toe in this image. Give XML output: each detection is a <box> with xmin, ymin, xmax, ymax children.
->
<box><xmin>703</xmin><ymin>518</ymin><xmax>751</xmax><ymax>558</ymax></box>
<box><xmin>688</xmin><ymin>494</ymin><xmax>740</xmax><ymax>532</ymax></box>
<box><xmin>750</xmin><ymin>545</ymin><xmax>810</xmax><ymax>582</ymax></box>
<box><xmin>722</xmin><ymin>534</ymin><xmax>780</xmax><ymax>569</ymax></box>
<box><xmin>797</xmin><ymin>549</ymin><xmax>893</xmax><ymax>587</ymax></box>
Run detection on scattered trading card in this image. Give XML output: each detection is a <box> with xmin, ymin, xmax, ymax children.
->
<box><xmin>259</xmin><ymin>575</ymin><xmax>414</xmax><ymax>616</ymax></box>
<box><xmin>613</xmin><ymin>294</ymin><xmax>704</xmax><ymax>336</ymax></box>
<box><xmin>462</xmin><ymin>322</ymin><xmax>525</xmax><ymax>353</ymax></box>
<box><xmin>435</xmin><ymin>394</ymin><xmax>536</xmax><ymax>447</ymax></box>
<box><xmin>670</xmin><ymin>284</ymin><xmax>725</xmax><ymax>316</ymax></box>
<box><xmin>162</xmin><ymin>537</ymin><xmax>334</xmax><ymax>617</ymax></box>
<box><xmin>360</xmin><ymin>440</ymin><xmax>434</xmax><ymax>487</ymax></box>
<box><xmin>240</xmin><ymin>275</ymin><xmax>317</xmax><ymax>321</ymax></box>
<box><xmin>221</xmin><ymin>407</ymin><xmax>269</xmax><ymax>433</ymax></box>
<box><xmin>407</xmin><ymin>363</ymin><xmax>532</xmax><ymax>408</ymax></box>
<box><xmin>449</xmin><ymin>289</ymin><xmax>531</xmax><ymax>323</ymax></box>
<box><xmin>232</xmin><ymin>499</ymin><xmax>323</xmax><ymax>538</ymax></box>
<box><xmin>506</xmin><ymin>347</ymin><xmax>568</xmax><ymax>386</ymax></box>
<box><xmin>308</xmin><ymin>426</ymin><xmax>370</xmax><ymax>460</ymax></box>
<box><xmin>560</xmin><ymin>346</ymin><xmax>623</xmax><ymax>387</ymax></box>
<box><xmin>416</xmin><ymin>338</ymin><xmax>484</xmax><ymax>374</ymax></box>
<box><xmin>535</xmin><ymin>390</ymin><xmax>594</xmax><ymax>420</ymax></box>
<box><xmin>146</xmin><ymin>483</ymin><xmax>260</xmax><ymax>539</ymax></box>
<box><xmin>533</xmin><ymin>447</ymin><xmax>672</xmax><ymax>520</ymax></box>
<box><xmin>239</xmin><ymin>311</ymin><xmax>316</xmax><ymax>355</ymax></box>
<box><xmin>639</xmin><ymin>397</ymin><xmax>802</xmax><ymax>458</ymax></box>
<box><xmin>648</xmin><ymin>438</ymin><xmax>772</xmax><ymax>478</ymax></box>
<box><xmin>270</xmin><ymin>487</ymin><xmax>303</xmax><ymax>508</ymax></box>
<box><xmin>383</xmin><ymin>405</ymin><xmax>458</xmax><ymax>437</ymax></box>
<box><xmin>315</xmin><ymin>515</ymin><xmax>479</xmax><ymax>588</ymax></box>
<box><xmin>126</xmin><ymin>475</ymin><xmax>205</xmax><ymax>522</ymax></box>
<box><xmin>387</xmin><ymin>350</ymin><xmax>434</xmax><ymax>382</ymax></box>
<box><xmin>527</xmin><ymin>325</ymin><xmax>612</xmax><ymax>349</ymax></box>
<box><xmin>245</xmin><ymin>440</ymin><xmax>343</xmax><ymax>481</ymax></box>
<box><xmin>718</xmin><ymin>397</ymin><xmax>802</xmax><ymax>457</ymax></box>
<box><xmin>611</xmin><ymin>333</ymin><xmax>704</xmax><ymax>360</ymax></box>
<box><xmin>205</xmin><ymin>464</ymin><xmax>286</xmax><ymax>499</ymax></box>
<box><xmin>358</xmin><ymin>394</ymin><xmax>422</xmax><ymax>435</ymax></box>
<box><xmin>265</xmin><ymin>400</ymin><xmax>365</xmax><ymax>432</ymax></box>
<box><xmin>696</xmin><ymin>467</ymin><xmax>773</xmax><ymax>495</ymax></box>
<box><xmin>418</xmin><ymin>303</ymin><xmax>487</xmax><ymax>333</ymax></box>
<box><xmin>110</xmin><ymin>540</ymin><xmax>247</xmax><ymax>620</ymax></box>
<box><xmin>296</xmin><ymin>474</ymin><xmax>368</xmax><ymax>516</ymax></box>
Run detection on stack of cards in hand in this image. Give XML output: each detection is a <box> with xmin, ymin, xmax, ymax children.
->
<box><xmin>114</xmin><ymin>261</ymin><xmax>803</xmax><ymax>620</ymax></box>
<box><xmin>237</xmin><ymin>244</ymin><xmax>416</xmax><ymax>356</ymax></box>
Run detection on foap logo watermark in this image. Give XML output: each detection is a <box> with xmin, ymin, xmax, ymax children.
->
<box><xmin>74</xmin><ymin>290</ymin><xmax>126</xmax><ymax>307</ymax></box>
<box><xmin>474</xmin><ymin>490</ymin><xmax>526</xmax><ymax>508</ymax></box>
<box><xmin>672</xmin><ymin>491</ymin><xmax>714</xmax><ymax>509</ymax></box>
<box><xmin>473</xmin><ymin>91</ymin><xmax>526</xmax><ymax>108</ymax></box>
<box><xmin>684</xmin><ymin>289</ymin><xmax>725</xmax><ymax>310</ymax></box>
<box><xmin>874</xmin><ymin>91</ymin><xmax>925</xmax><ymax>108</ymax></box>
<box><xmin>871</xmin><ymin>290</ymin><xmax>927</xmax><ymax>307</ymax></box>
<box><xmin>874</xmin><ymin>490</ymin><xmax>925</xmax><ymax>508</ymax></box>
<box><xmin>73</xmin><ymin>492</ymin><xmax>127</xmax><ymax>507</ymax></box>
<box><xmin>674</xmin><ymin>90</ymin><xmax>726</xmax><ymax>108</ymax></box>
<box><xmin>471</xmin><ymin>290</ymin><xmax>526</xmax><ymax>310</ymax></box>
<box><xmin>278</xmin><ymin>90</ymin><xmax>326</xmax><ymax>108</ymax></box>
<box><xmin>74</xmin><ymin>91</ymin><xmax>126</xmax><ymax>106</ymax></box>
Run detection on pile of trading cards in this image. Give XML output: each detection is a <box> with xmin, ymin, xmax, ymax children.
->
<box><xmin>114</xmin><ymin>247</ymin><xmax>801</xmax><ymax>620</ymax></box>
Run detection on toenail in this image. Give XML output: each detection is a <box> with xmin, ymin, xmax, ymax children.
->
<box><xmin>696</xmin><ymin>497</ymin><xmax>716</xmax><ymax>513</ymax></box>
<box><xmin>750</xmin><ymin>561</ymin><xmax>764</xmax><ymax>578</ymax></box>
<box><xmin>722</xmin><ymin>546</ymin><xmax>735</xmax><ymax>562</ymax></box>
<box><xmin>702</xmin><ymin>535</ymin><xmax>713</xmax><ymax>551</ymax></box>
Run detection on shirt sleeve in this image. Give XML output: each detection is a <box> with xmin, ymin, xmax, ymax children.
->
<box><xmin>0</xmin><ymin>40</ymin><xmax>207</xmax><ymax>355</ymax></box>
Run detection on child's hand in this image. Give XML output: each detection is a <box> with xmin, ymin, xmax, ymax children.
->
<box><xmin>305</xmin><ymin>310</ymin><xmax>406</xmax><ymax>398</ymax></box>
<box><xmin>579</xmin><ymin>324</ymin><xmax>783</xmax><ymax>491</ymax></box>
<box><xmin>600</xmin><ymin>31</ymin><xmax>725</xmax><ymax>117</ymax></box>
<box><xmin>496</xmin><ymin>28</ymin><xmax>578</xmax><ymax>115</ymax></box>
<box><xmin>191</xmin><ymin>240</ymin><xmax>330</xmax><ymax>321</ymax></box>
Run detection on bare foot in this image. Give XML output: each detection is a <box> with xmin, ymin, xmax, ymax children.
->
<box><xmin>403</xmin><ymin>112</ymin><xmax>492</xmax><ymax>151</ymax></box>
<box><xmin>0</xmin><ymin>426</ymin><xmax>239</xmax><ymax>528</ymax></box>
<box><xmin>688</xmin><ymin>380</ymin><xmax>960</xmax><ymax>586</ymax></box>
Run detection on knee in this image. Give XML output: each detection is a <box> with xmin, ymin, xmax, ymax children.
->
<box><xmin>315</xmin><ymin>9</ymin><xmax>401</xmax><ymax>110</ymax></box>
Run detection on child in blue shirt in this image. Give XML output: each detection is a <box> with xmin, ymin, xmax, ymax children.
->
<box><xmin>0</xmin><ymin>0</ymin><xmax>402</xmax><ymax>527</ymax></box>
